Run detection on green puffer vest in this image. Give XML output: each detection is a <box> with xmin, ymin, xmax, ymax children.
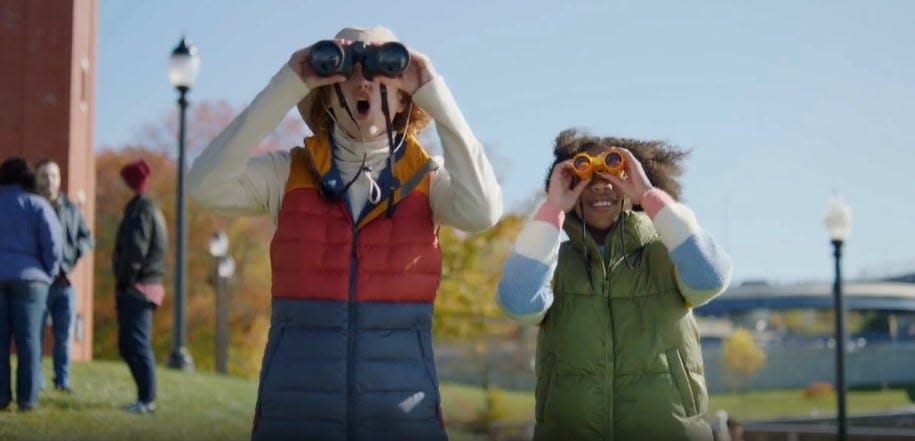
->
<box><xmin>533</xmin><ymin>211</ymin><xmax>712</xmax><ymax>441</ymax></box>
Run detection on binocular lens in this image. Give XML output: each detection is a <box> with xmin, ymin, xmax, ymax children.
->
<box><xmin>310</xmin><ymin>41</ymin><xmax>345</xmax><ymax>76</ymax></box>
<box><xmin>375</xmin><ymin>43</ymin><xmax>410</xmax><ymax>77</ymax></box>
<box><xmin>573</xmin><ymin>156</ymin><xmax>591</xmax><ymax>171</ymax></box>
<box><xmin>604</xmin><ymin>152</ymin><xmax>623</xmax><ymax>168</ymax></box>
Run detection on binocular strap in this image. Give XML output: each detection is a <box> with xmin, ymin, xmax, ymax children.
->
<box><xmin>327</xmin><ymin>83</ymin><xmax>404</xmax><ymax>218</ymax></box>
<box><xmin>333</xmin><ymin>84</ymin><xmax>359</xmax><ymax>128</ymax></box>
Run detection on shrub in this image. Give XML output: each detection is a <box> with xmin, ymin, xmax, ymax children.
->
<box><xmin>804</xmin><ymin>381</ymin><xmax>835</xmax><ymax>401</ymax></box>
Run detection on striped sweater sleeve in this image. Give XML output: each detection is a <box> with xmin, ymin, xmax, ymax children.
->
<box><xmin>641</xmin><ymin>188</ymin><xmax>732</xmax><ymax>307</ymax></box>
<box><xmin>496</xmin><ymin>202</ymin><xmax>564</xmax><ymax>325</ymax></box>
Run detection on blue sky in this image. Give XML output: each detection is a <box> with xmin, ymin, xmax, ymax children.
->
<box><xmin>97</xmin><ymin>0</ymin><xmax>914</xmax><ymax>284</ymax></box>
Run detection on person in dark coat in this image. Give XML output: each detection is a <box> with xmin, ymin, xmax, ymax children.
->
<box><xmin>35</xmin><ymin>159</ymin><xmax>95</xmax><ymax>393</ymax></box>
<box><xmin>0</xmin><ymin>157</ymin><xmax>62</xmax><ymax>411</ymax></box>
<box><xmin>112</xmin><ymin>159</ymin><xmax>167</xmax><ymax>414</ymax></box>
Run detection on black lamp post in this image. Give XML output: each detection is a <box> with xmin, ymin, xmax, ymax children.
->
<box><xmin>208</xmin><ymin>231</ymin><xmax>234</xmax><ymax>375</ymax></box>
<box><xmin>824</xmin><ymin>193</ymin><xmax>852</xmax><ymax>441</ymax></box>
<box><xmin>166</xmin><ymin>36</ymin><xmax>200</xmax><ymax>371</ymax></box>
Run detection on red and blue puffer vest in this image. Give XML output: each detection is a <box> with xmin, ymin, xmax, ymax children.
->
<box><xmin>251</xmin><ymin>133</ymin><xmax>447</xmax><ymax>441</ymax></box>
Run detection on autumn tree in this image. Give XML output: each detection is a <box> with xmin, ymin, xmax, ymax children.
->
<box><xmin>721</xmin><ymin>328</ymin><xmax>766</xmax><ymax>392</ymax></box>
<box><xmin>433</xmin><ymin>214</ymin><xmax>525</xmax><ymax>341</ymax></box>
<box><xmin>95</xmin><ymin>100</ymin><xmax>305</xmax><ymax>377</ymax></box>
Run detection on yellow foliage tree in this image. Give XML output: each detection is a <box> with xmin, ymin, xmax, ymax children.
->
<box><xmin>721</xmin><ymin>328</ymin><xmax>766</xmax><ymax>392</ymax></box>
<box><xmin>433</xmin><ymin>214</ymin><xmax>525</xmax><ymax>341</ymax></box>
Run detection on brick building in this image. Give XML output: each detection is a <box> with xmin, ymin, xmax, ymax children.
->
<box><xmin>0</xmin><ymin>0</ymin><xmax>98</xmax><ymax>360</ymax></box>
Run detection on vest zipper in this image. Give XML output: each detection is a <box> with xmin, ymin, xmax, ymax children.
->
<box><xmin>587</xmin><ymin>237</ymin><xmax>610</xmax><ymax>439</ymax></box>
<box><xmin>601</xmin><ymin>224</ymin><xmax>617</xmax><ymax>441</ymax></box>
<box><xmin>346</xmin><ymin>227</ymin><xmax>360</xmax><ymax>440</ymax></box>
<box><xmin>605</xmin><ymin>261</ymin><xmax>614</xmax><ymax>441</ymax></box>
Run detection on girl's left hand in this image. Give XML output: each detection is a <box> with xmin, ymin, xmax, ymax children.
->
<box><xmin>391</xmin><ymin>48</ymin><xmax>437</xmax><ymax>95</ymax></box>
<box><xmin>598</xmin><ymin>147</ymin><xmax>655</xmax><ymax>205</ymax></box>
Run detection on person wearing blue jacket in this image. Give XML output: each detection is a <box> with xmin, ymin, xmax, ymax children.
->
<box><xmin>0</xmin><ymin>157</ymin><xmax>62</xmax><ymax>411</ymax></box>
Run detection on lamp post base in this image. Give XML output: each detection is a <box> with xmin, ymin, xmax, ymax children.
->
<box><xmin>167</xmin><ymin>346</ymin><xmax>195</xmax><ymax>371</ymax></box>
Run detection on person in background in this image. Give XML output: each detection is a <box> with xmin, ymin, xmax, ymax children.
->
<box><xmin>112</xmin><ymin>159</ymin><xmax>167</xmax><ymax>414</ymax></box>
<box><xmin>727</xmin><ymin>416</ymin><xmax>745</xmax><ymax>441</ymax></box>
<box><xmin>497</xmin><ymin>130</ymin><xmax>732</xmax><ymax>440</ymax></box>
<box><xmin>712</xmin><ymin>410</ymin><xmax>731</xmax><ymax>441</ymax></box>
<box><xmin>711</xmin><ymin>410</ymin><xmax>745</xmax><ymax>441</ymax></box>
<box><xmin>0</xmin><ymin>157</ymin><xmax>62</xmax><ymax>411</ymax></box>
<box><xmin>34</xmin><ymin>159</ymin><xmax>95</xmax><ymax>393</ymax></box>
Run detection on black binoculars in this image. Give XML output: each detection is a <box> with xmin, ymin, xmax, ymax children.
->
<box><xmin>309</xmin><ymin>40</ymin><xmax>410</xmax><ymax>80</ymax></box>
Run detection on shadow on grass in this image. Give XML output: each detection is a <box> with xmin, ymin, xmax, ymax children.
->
<box><xmin>38</xmin><ymin>393</ymin><xmax>117</xmax><ymax>411</ymax></box>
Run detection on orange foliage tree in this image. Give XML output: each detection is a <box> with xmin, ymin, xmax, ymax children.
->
<box><xmin>94</xmin><ymin>100</ymin><xmax>304</xmax><ymax>377</ymax></box>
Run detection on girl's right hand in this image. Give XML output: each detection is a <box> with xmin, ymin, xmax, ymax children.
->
<box><xmin>547</xmin><ymin>160</ymin><xmax>590</xmax><ymax>213</ymax></box>
<box><xmin>287</xmin><ymin>41</ymin><xmax>348</xmax><ymax>90</ymax></box>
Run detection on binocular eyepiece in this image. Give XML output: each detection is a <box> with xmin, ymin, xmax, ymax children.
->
<box><xmin>572</xmin><ymin>151</ymin><xmax>626</xmax><ymax>180</ymax></box>
<box><xmin>309</xmin><ymin>40</ymin><xmax>411</xmax><ymax>80</ymax></box>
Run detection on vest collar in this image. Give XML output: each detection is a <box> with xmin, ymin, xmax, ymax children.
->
<box><xmin>301</xmin><ymin>133</ymin><xmax>433</xmax><ymax>229</ymax></box>
<box><xmin>562</xmin><ymin>210</ymin><xmax>657</xmax><ymax>263</ymax></box>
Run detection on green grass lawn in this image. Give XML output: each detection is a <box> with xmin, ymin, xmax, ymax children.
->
<box><xmin>0</xmin><ymin>359</ymin><xmax>255</xmax><ymax>441</ymax></box>
<box><xmin>0</xmin><ymin>359</ymin><xmax>497</xmax><ymax>441</ymax></box>
<box><xmin>441</xmin><ymin>383</ymin><xmax>915</xmax><ymax>425</ymax></box>
<box><xmin>709</xmin><ymin>387</ymin><xmax>915</xmax><ymax>421</ymax></box>
<box><xmin>1</xmin><ymin>359</ymin><xmax>913</xmax><ymax>440</ymax></box>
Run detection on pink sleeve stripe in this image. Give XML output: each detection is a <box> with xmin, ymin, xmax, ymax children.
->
<box><xmin>641</xmin><ymin>188</ymin><xmax>675</xmax><ymax>220</ymax></box>
<box><xmin>533</xmin><ymin>202</ymin><xmax>565</xmax><ymax>228</ymax></box>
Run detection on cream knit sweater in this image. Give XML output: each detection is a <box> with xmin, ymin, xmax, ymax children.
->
<box><xmin>188</xmin><ymin>64</ymin><xmax>502</xmax><ymax>232</ymax></box>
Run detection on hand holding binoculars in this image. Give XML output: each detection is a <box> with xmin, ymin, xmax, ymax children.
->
<box><xmin>572</xmin><ymin>150</ymin><xmax>627</xmax><ymax>180</ymax></box>
<box><xmin>309</xmin><ymin>40</ymin><xmax>411</xmax><ymax>81</ymax></box>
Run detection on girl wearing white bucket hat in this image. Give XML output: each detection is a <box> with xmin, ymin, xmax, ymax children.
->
<box><xmin>189</xmin><ymin>26</ymin><xmax>502</xmax><ymax>441</ymax></box>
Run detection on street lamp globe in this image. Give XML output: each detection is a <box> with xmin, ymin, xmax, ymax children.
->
<box><xmin>824</xmin><ymin>193</ymin><xmax>852</xmax><ymax>241</ymax></box>
<box><xmin>209</xmin><ymin>231</ymin><xmax>229</xmax><ymax>258</ymax></box>
<box><xmin>168</xmin><ymin>36</ymin><xmax>200</xmax><ymax>90</ymax></box>
<box><xmin>217</xmin><ymin>256</ymin><xmax>236</xmax><ymax>279</ymax></box>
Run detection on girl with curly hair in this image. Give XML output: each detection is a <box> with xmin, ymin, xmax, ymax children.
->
<box><xmin>497</xmin><ymin>129</ymin><xmax>732</xmax><ymax>440</ymax></box>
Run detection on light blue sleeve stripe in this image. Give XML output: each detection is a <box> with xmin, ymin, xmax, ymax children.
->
<box><xmin>669</xmin><ymin>232</ymin><xmax>732</xmax><ymax>306</ymax></box>
<box><xmin>497</xmin><ymin>254</ymin><xmax>555</xmax><ymax>325</ymax></box>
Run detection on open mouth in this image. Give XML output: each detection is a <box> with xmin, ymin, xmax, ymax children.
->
<box><xmin>356</xmin><ymin>98</ymin><xmax>371</xmax><ymax>117</ymax></box>
<box><xmin>590</xmin><ymin>200</ymin><xmax>617</xmax><ymax>210</ymax></box>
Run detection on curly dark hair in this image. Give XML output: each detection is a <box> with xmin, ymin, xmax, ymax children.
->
<box><xmin>544</xmin><ymin>128</ymin><xmax>690</xmax><ymax>202</ymax></box>
<box><xmin>0</xmin><ymin>157</ymin><xmax>36</xmax><ymax>191</ymax></box>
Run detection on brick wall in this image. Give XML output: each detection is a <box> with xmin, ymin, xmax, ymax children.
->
<box><xmin>0</xmin><ymin>0</ymin><xmax>98</xmax><ymax>361</ymax></box>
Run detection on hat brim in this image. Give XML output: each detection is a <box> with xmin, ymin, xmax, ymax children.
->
<box><xmin>297</xmin><ymin>91</ymin><xmax>321</xmax><ymax>134</ymax></box>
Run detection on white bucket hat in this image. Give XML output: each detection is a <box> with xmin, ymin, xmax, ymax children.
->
<box><xmin>296</xmin><ymin>26</ymin><xmax>400</xmax><ymax>133</ymax></box>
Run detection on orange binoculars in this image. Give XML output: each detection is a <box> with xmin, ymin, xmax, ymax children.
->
<box><xmin>571</xmin><ymin>150</ymin><xmax>626</xmax><ymax>180</ymax></box>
